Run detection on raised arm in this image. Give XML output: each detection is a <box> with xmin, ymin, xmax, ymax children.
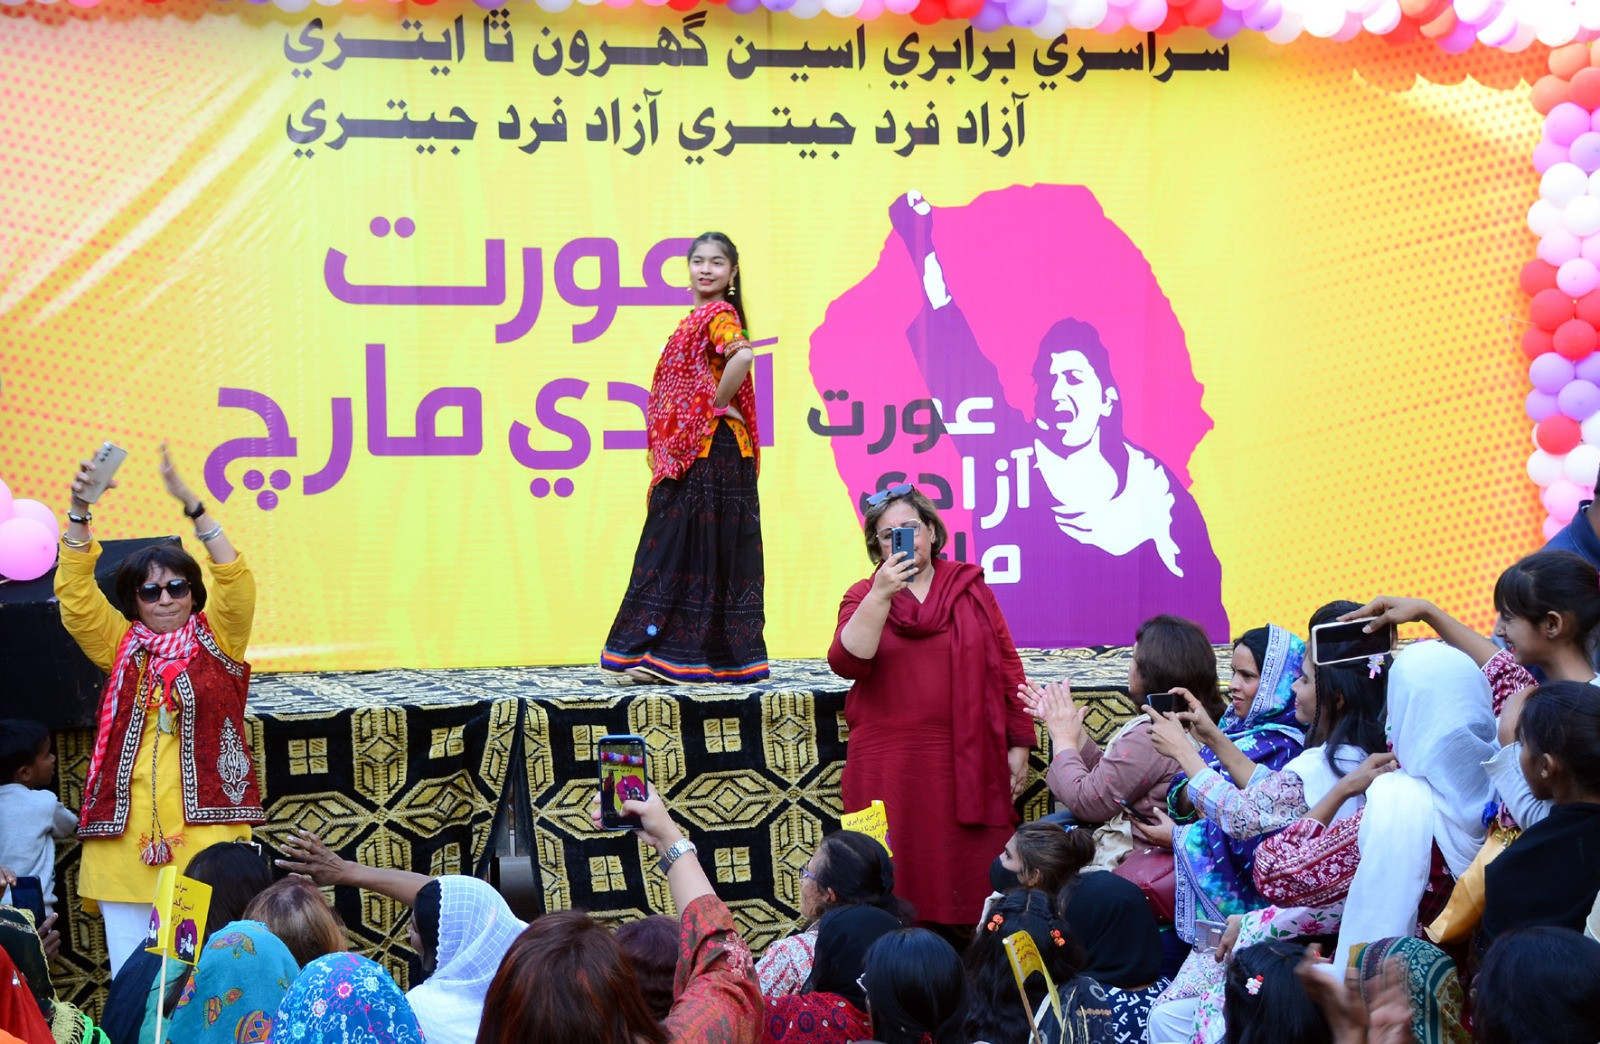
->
<box><xmin>835</xmin><ymin>556</ymin><xmax>916</xmax><ymax>663</ymax></box>
<box><xmin>1340</xmin><ymin>596</ymin><xmax>1497</xmax><ymax>667</ymax></box>
<box><xmin>276</xmin><ymin>829</ymin><xmax>431</xmax><ymax>907</ymax></box>
<box><xmin>58</xmin><ymin>457</ymin><xmax>130</xmax><ymax>671</ymax></box>
<box><xmin>159</xmin><ymin>443</ymin><xmax>254</xmax><ymax>659</ymax></box>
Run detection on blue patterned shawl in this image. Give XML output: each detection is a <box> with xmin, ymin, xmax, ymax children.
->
<box><xmin>1170</xmin><ymin>623</ymin><xmax>1307</xmax><ymax>942</ymax></box>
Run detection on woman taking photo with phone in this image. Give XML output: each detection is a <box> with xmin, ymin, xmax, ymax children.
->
<box><xmin>54</xmin><ymin>444</ymin><xmax>264</xmax><ymax>975</ymax></box>
<box><xmin>827</xmin><ymin>485</ymin><xmax>1035</xmax><ymax>932</ymax></box>
<box><xmin>600</xmin><ymin>232</ymin><xmax>767</xmax><ymax>686</ymax></box>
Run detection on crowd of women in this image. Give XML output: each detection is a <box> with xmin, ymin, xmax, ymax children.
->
<box><xmin>9</xmin><ymin>231</ymin><xmax>1597</xmax><ymax>1043</ymax></box>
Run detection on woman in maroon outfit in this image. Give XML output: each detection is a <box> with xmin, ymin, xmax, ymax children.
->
<box><xmin>828</xmin><ymin>485</ymin><xmax>1036</xmax><ymax>930</ymax></box>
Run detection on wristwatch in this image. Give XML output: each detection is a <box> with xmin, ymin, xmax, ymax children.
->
<box><xmin>658</xmin><ymin>838</ymin><xmax>697</xmax><ymax>873</ymax></box>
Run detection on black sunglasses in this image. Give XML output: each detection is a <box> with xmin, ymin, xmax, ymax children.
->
<box><xmin>865</xmin><ymin>483</ymin><xmax>914</xmax><ymax>507</ymax></box>
<box><xmin>137</xmin><ymin>579</ymin><xmax>191</xmax><ymax>604</ymax></box>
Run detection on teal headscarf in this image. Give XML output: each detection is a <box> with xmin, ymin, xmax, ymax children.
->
<box><xmin>164</xmin><ymin>920</ymin><xmax>299</xmax><ymax>1044</ymax></box>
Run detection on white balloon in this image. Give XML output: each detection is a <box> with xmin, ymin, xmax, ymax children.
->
<box><xmin>1031</xmin><ymin>3</ymin><xmax>1073</xmax><ymax>34</ymax></box>
<box><xmin>1455</xmin><ymin>0</ymin><xmax>1499</xmax><ymax>23</ymax></box>
<box><xmin>1581</xmin><ymin>409</ymin><xmax>1600</xmax><ymax>446</ymax></box>
<box><xmin>1504</xmin><ymin>19</ymin><xmax>1540</xmax><ymax>48</ymax></box>
<box><xmin>1538</xmin><ymin>2</ymin><xmax>1581</xmax><ymax>44</ymax></box>
<box><xmin>1478</xmin><ymin>6</ymin><xmax>1521</xmax><ymax>42</ymax></box>
<box><xmin>1581</xmin><ymin>0</ymin><xmax>1600</xmax><ymax>30</ymax></box>
<box><xmin>1265</xmin><ymin>7</ymin><xmax>1304</xmax><ymax>39</ymax></box>
<box><xmin>824</xmin><ymin>0</ymin><xmax>863</xmax><ymax>15</ymax></box>
<box><xmin>535</xmin><ymin>0</ymin><xmax>575</xmax><ymax>11</ymax></box>
<box><xmin>1068</xmin><ymin>0</ymin><xmax>1108</xmax><ymax>26</ymax></box>
<box><xmin>1363</xmin><ymin>0</ymin><xmax>1402</xmax><ymax>31</ymax></box>
<box><xmin>1529</xmin><ymin>448</ymin><xmax>1568</xmax><ymax>486</ymax></box>
<box><xmin>1543</xmin><ymin>162</ymin><xmax>1591</xmax><ymax>207</ymax></box>
<box><xmin>1565</xmin><ymin>443</ymin><xmax>1600</xmax><ymax>484</ymax></box>
<box><xmin>1540</xmin><ymin>227</ymin><xmax>1584</xmax><ymax>266</ymax></box>
<box><xmin>1330</xmin><ymin>9</ymin><xmax>1364</xmax><ymax>34</ymax></box>
<box><xmin>790</xmin><ymin>0</ymin><xmax>826</xmax><ymax>17</ymax></box>
<box><xmin>1568</xmin><ymin>196</ymin><xmax>1600</xmax><ymax>237</ymax></box>
<box><xmin>1531</xmin><ymin>198</ymin><xmax>1566</xmax><ymax>237</ymax></box>
<box><xmin>1303</xmin><ymin>0</ymin><xmax>1347</xmax><ymax>35</ymax></box>
<box><xmin>1344</xmin><ymin>0</ymin><xmax>1382</xmax><ymax>17</ymax></box>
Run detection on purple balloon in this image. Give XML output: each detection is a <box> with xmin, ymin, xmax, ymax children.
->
<box><xmin>1536</xmin><ymin>139</ymin><xmax>1572</xmax><ymax>174</ymax></box>
<box><xmin>763</xmin><ymin>0</ymin><xmax>798</xmax><ymax>11</ymax></box>
<box><xmin>1571</xmin><ymin>132</ymin><xmax>1600</xmax><ymax>173</ymax></box>
<box><xmin>727</xmin><ymin>0</ymin><xmax>762</xmax><ymax>10</ymax></box>
<box><xmin>1006</xmin><ymin>0</ymin><xmax>1048</xmax><ymax>26</ymax></box>
<box><xmin>1209</xmin><ymin>7</ymin><xmax>1244</xmax><ymax>35</ymax></box>
<box><xmin>1533</xmin><ymin>352</ymin><xmax>1578</xmax><ymax>393</ymax></box>
<box><xmin>1529</xmin><ymin>388</ymin><xmax>1562</xmax><ymax>422</ymax></box>
<box><xmin>1242</xmin><ymin>0</ymin><xmax>1281</xmax><ymax>31</ymax></box>
<box><xmin>1577</xmin><ymin>352</ymin><xmax>1600</xmax><ymax>383</ymax></box>
<box><xmin>1549</xmin><ymin>103</ymin><xmax>1592</xmax><ymax>147</ymax></box>
<box><xmin>1439</xmin><ymin>20</ymin><xmax>1477</xmax><ymax>52</ymax></box>
<box><xmin>970</xmin><ymin>0</ymin><xmax>1008</xmax><ymax>28</ymax></box>
<box><xmin>1559</xmin><ymin>378</ymin><xmax>1600</xmax><ymax>420</ymax></box>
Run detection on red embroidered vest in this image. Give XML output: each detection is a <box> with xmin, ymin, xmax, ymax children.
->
<box><xmin>78</xmin><ymin>625</ymin><xmax>265</xmax><ymax>838</ymax></box>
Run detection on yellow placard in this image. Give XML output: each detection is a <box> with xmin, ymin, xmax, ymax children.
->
<box><xmin>1004</xmin><ymin>929</ymin><xmax>1064</xmax><ymax>1034</ymax></box>
<box><xmin>840</xmin><ymin>799</ymin><xmax>892</xmax><ymax>856</ymax></box>
<box><xmin>144</xmin><ymin>866</ymin><xmax>213</xmax><ymax>966</ymax></box>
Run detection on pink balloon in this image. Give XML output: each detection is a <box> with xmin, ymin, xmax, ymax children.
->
<box><xmin>857</xmin><ymin>0</ymin><xmax>885</xmax><ymax>15</ymax></box>
<box><xmin>1209</xmin><ymin>7</ymin><xmax>1244</xmax><ymax>33</ymax></box>
<box><xmin>1544</xmin><ymin>478</ymin><xmax>1586</xmax><ymax>523</ymax></box>
<box><xmin>1560</xmin><ymin>257</ymin><xmax>1600</xmax><ymax>296</ymax></box>
<box><xmin>1548</xmin><ymin>103</ymin><xmax>1593</xmax><ymax>147</ymax></box>
<box><xmin>1095</xmin><ymin>4</ymin><xmax>1126</xmax><ymax>29</ymax></box>
<box><xmin>0</xmin><ymin>518</ymin><xmax>56</xmax><ymax>582</ymax></box>
<box><xmin>1529</xmin><ymin>388</ymin><xmax>1562</xmax><ymax>421</ymax></box>
<box><xmin>1242</xmin><ymin>0</ymin><xmax>1281</xmax><ymax>30</ymax></box>
<box><xmin>8</xmin><ymin>500</ymin><xmax>58</xmax><ymax>539</ymax></box>
<box><xmin>1127</xmin><ymin>0</ymin><xmax>1165</xmax><ymax>29</ymax></box>
<box><xmin>0</xmin><ymin>478</ymin><xmax>11</xmax><ymax>524</ymax></box>
<box><xmin>1439</xmin><ymin>19</ymin><xmax>1477</xmax><ymax>51</ymax></box>
<box><xmin>1541</xmin><ymin>228</ymin><xmax>1584</xmax><ymax>266</ymax></box>
<box><xmin>1545</xmin><ymin>514</ymin><xmax>1566</xmax><ymax>541</ymax></box>
<box><xmin>1536</xmin><ymin>140</ymin><xmax>1572</xmax><ymax>174</ymax></box>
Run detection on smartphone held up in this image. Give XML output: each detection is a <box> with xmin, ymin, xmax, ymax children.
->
<box><xmin>1311</xmin><ymin>619</ymin><xmax>1398</xmax><ymax>667</ymax></box>
<box><xmin>890</xmin><ymin>526</ymin><xmax>917</xmax><ymax>580</ymax></box>
<box><xmin>598</xmin><ymin>734</ymin><xmax>648</xmax><ymax>830</ymax></box>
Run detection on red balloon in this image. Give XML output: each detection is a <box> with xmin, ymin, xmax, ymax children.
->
<box><xmin>1522</xmin><ymin>260</ymin><xmax>1561</xmax><ymax>297</ymax></box>
<box><xmin>947</xmin><ymin>0</ymin><xmax>983</xmax><ymax>15</ymax></box>
<box><xmin>668</xmin><ymin>0</ymin><xmax>700</xmax><ymax>9</ymax></box>
<box><xmin>1184</xmin><ymin>0</ymin><xmax>1221</xmax><ymax>24</ymax></box>
<box><xmin>1555</xmin><ymin>318</ymin><xmax>1599</xmax><ymax>360</ymax></box>
<box><xmin>1381</xmin><ymin>17</ymin><xmax>1421</xmax><ymax>43</ymax></box>
<box><xmin>1578</xmin><ymin>290</ymin><xmax>1600</xmax><ymax>326</ymax></box>
<box><xmin>1524</xmin><ymin>326</ymin><xmax>1557</xmax><ymax>360</ymax></box>
<box><xmin>1538</xmin><ymin>415</ymin><xmax>1584</xmax><ymax>454</ymax></box>
<box><xmin>1533</xmin><ymin>288</ymin><xmax>1579</xmax><ymax>331</ymax></box>
<box><xmin>1533</xmin><ymin>75</ymin><xmax>1574</xmax><ymax>116</ymax></box>
<box><xmin>1572</xmin><ymin>67</ymin><xmax>1600</xmax><ymax>111</ymax></box>
<box><xmin>1155</xmin><ymin>6</ymin><xmax>1184</xmax><ymax>30</ymax></box>
<box><xmin>910</xmin><ymin>0</ymin><xmax>947</xmax><ymax>22</ymax></box>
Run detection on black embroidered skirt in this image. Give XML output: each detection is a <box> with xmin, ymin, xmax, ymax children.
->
<box><xmin>601</xmin><ymin>423</ymin><xmax>768</xmax><ymax>682</ymax></box>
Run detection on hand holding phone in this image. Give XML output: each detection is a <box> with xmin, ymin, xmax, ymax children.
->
<box><xmin>890</xmin><ymin>526</ymin><xmax>918</xmax><ymax>579</ymax></box>
<box><xmin>599</xmin><ymin>734</ymin><xmax>649</xmax><ymax>830</ymax></box>
<box><xmin>74</xmin><ymin>442</ymin><xmax>128</xmax><ymax>505</ymax></box>
<box><xmin>1312</xmin><ymin>619</ymin><xmax>1398</xmax><ymax>667</ymax></box>
<box><xmin>1146</xmin><ymin>691</ymin><xmax>1183</xmax><ymax>716</ymax></box>
<box><xmin>9</xmin><ymin>877</ymin><xmax>45</xmax><ymax>928</ymax></box>
<box><xmin>1116</xmin><ymin>798</ymin><xmax>1157</xmax><ymax>826</ymax></box>
<box><xmin>1196</xmin><ymin>918</ymin><xmax>1227</xmax><ymax>954</ymax></box>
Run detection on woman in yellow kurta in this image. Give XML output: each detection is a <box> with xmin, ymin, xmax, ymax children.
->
<box><xmin>54</xmin><ymin>444</ymin><xmax>263</xmax><ymax>976</ymax></box>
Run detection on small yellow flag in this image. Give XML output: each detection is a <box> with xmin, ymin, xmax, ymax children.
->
<box><xmin>1004</xmin><ymin>930</ymin><xmax>1064</xmax><ymax>1033</ymax></box>
<box><xmin>840</xmin><ymin>799</ymin><xmax>892</xmax><ymax>856</ymax></box>
<box><xmin>144</xmin><ymin>865</ymin><xmax>213</xmax><ymax>966</ymax></box>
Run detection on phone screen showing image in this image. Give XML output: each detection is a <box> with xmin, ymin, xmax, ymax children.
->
<box><xmin>598</xmin><ymin>736</ymin><xmax>648</xmax><ymax>830</ymax></box>
<box><xmin>1312</xmin><ymin>620</ymin><xmax>1397</xmax><ymax>667</ymax></box>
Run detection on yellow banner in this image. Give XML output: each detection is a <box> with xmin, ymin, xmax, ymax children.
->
<box><xmin>0</xmin><ymin>1</ymin><xmax>1545</xmax><ymax>669</ymax></box>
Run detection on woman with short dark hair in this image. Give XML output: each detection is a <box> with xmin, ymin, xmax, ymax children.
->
<box><xmin>54</xmin><ymin>445</ymin><xmax>263</xmax><ymax>975</ymax></box>
<box><xmin>829</xmin><ymin>484</ymin><xmax>1035</xmax><ymax>931</ymax></box>
<box><xmin>860</xmin><ymin>928</ymin><xmax>967</xmax><ymax>1044</ymax></box>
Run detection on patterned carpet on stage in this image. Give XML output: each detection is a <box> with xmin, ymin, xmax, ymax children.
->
<box><xmin>45</xmin><ymin>646</ymin><xmax>1153</xmax><ymax>1014</ymax></box>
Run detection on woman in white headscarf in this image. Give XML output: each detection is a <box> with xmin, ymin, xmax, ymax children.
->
<box><xmin>405</xmin><ymin>875</ymin><xmax>528</xmax><ymax>1044</ymax></box>
<box><xmin>1330</xmin><ymin>641</ymin><xmax>1498</xmax><ymax>972</ymax></box>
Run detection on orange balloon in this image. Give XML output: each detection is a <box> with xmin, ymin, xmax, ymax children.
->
<box><xmin>1534</xmin><ymin>74</ymin><xmax>1574</xmax><ymax>115</ymax></box>
<box><xmin>1420</xmin><ymin>5</ymin><xmax>1456</xmax><ymax>37</ymax></box>
<box><xmin>1552</xmin><ymin>42</ymin><xmax>1592</xmax><ymax>80</ymax></box>
<box><xmin>1590</xmin><ymin>39</ymin><xmax>1600</xmax><ymax>66</ymax></box>
<box><xmin>1397</xmin><ymin>0</ymin><xmax>1434</xmax><ymax>18</ymax></box>
<box><xmin>1571</xmin><ymin>66</ymin><xmax>1600</xmax><ymax>109</ymax></box>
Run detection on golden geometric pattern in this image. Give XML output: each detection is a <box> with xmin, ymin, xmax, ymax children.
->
<box><xmin>589</xmin><ymin>855</ymin><xmax>627</xmax><ymax>892</ymax></box>
<box><xmin>628</xmin><ymin>697</ymin><xmax>685</xmax><ymax>791</ymax></box>
<box><xmin>390</xmin><ymin>773</ymin><xmax>482</xmax><ymax>838</ymax></box>
<box><xmin>288</xmin><ymin>737</ymin><xmax>328</xmax><ymax>775</ymax></box>
<box><xmin>762</xmin><ymin>691</ymin><xmax>817</xmax><ymax>785</ymax></box>
<box><xmin>534</xmin><ymin>825</ymin><xmax>570</xmax><ymax>912</ymax></box>
<box><xmin>357</xmin><ymin>826</ymin><xmax>412</xmax><ymax>936</ymax></box>
<box><xmin>245</xmin><ymin>715</ymin><xmax>269</xmax><ymax>805</ymax></box>
<box><xmin>769</xmin><ymin>805</ymin><xmax>824</xmax><ymax>912</ymax></box>
<box><xmin>429</xmin><ymin>726</ymin><xmax>465</xmax><ymax>759</ymax></box>
<box><xmin>536</xmin><ymin>778</ymin><xmax>610</xmax><ymax>837</ymax></box>
<box><xmin>428</xmin><ymin>842</ymin><xmax>463</xmax><ymax>878</ymax></box>
<box><xmin>714</xmin><ymin>846</ymin><xmax>751</xmax><ymax>884</ymax></box>
<box><xmin>571</xmin><ymin>724</ymin><xmax>609</xmax><ymax>763</ymax></box>
<box><xmin>353</xmin><ymin>707</ymin><xmax>407</xmax><ymax>806</ymax></box>
<box><xmin>671</xmin><ymin>770</ymin><xmax>781</xmax><ymax>832</ymax></box>
<box><xmin>835</xmin><ymin>710</ymin><xmax>850</xmax><ymax>745</ymax></box>
<box><xmin>704</xmin><ymin>717</ymin><xmax>742</xmax><ymax>754</ymax></box>
<box><xmin>257</xmin><ymin>792</ymin><xmax>371</xmax><ymax>850</ymax></box>
<box><xmin>525</xmin><ymin>703</ymin><xmax>554</xmax><ymax>796</ymax></box>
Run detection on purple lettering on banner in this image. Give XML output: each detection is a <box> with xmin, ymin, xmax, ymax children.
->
<box><xmin>509</xmin><ymin>377</ymin><xmax>592</xmax><ymax>470</ymax></box>
<box><xmin>808</xmin><ymin>185</ymin><xmax>1227</xmax><ymax>648</ymax></box>
<box><xmin>203</xmin><ymin>388</ymin><xmax>299</xmax><ymax>503</ymax></box>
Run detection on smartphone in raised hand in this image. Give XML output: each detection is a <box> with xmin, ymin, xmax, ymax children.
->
<box><xmin>78</xmin><ymin>442</ymin><xmax>127</xmax><ymax>504</ymax></box>
<box><xmin>598</xmin><ymin>734</ymin><xmax>648</xmax><ymax>830</ymax></box>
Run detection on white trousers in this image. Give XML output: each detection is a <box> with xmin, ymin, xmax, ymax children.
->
<box><xmin>100</xmin><ymin>900</ymin><xmax>152</xmax><ymax>978</ymax></box>
<box><xmin>1144</xmin><ymin>997</ymin><xmax>1200</xmax><ymax>1044</ymax></box>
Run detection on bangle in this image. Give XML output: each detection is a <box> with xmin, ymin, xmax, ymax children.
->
<box><xmin>184</xmin><ymin>501</ymin><xmax>206</xmax><ymax>520</ymax></box>
<box><xmin>61</xmin><ymin>534</ymin><xmax>90</xmax><ymax>549</ymax></box>
<box><xmin>195</xmin><ymin>523</ymin><xmax>223</xmax><ymax>543</ymax></box>
<box><xmin>712</xmin><ymin>405</ymin><xmax>730</xmax><ymax>417</ymax></box>
<box><xmin>67</xmin><ymin>511</ymin><xmax>91</xmax><ymax>525</ymax></box>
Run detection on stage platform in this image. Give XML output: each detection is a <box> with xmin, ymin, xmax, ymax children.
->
<box><xmin>46</xmin><ymin>648</ymin><xmax>1152</xmax><ymax>1014</ymax></box>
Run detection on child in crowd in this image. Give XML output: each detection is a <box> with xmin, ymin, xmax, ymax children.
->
<box><xmin>0</xmin><ymin>720</ymin><xmax>76</xmax><ymax>915</ymax></box>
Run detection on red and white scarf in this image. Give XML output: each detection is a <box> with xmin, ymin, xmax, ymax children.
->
<box><xmin>82</xmin><ymin>614</ymin><xmax>203</xmax><ymax>810</ymax></box>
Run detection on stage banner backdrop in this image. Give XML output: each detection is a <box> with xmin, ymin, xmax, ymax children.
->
<box><xmin>0</xmin><ymin>3</ymin><xmax>1549</xmax><ymax>669</ymax></box>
